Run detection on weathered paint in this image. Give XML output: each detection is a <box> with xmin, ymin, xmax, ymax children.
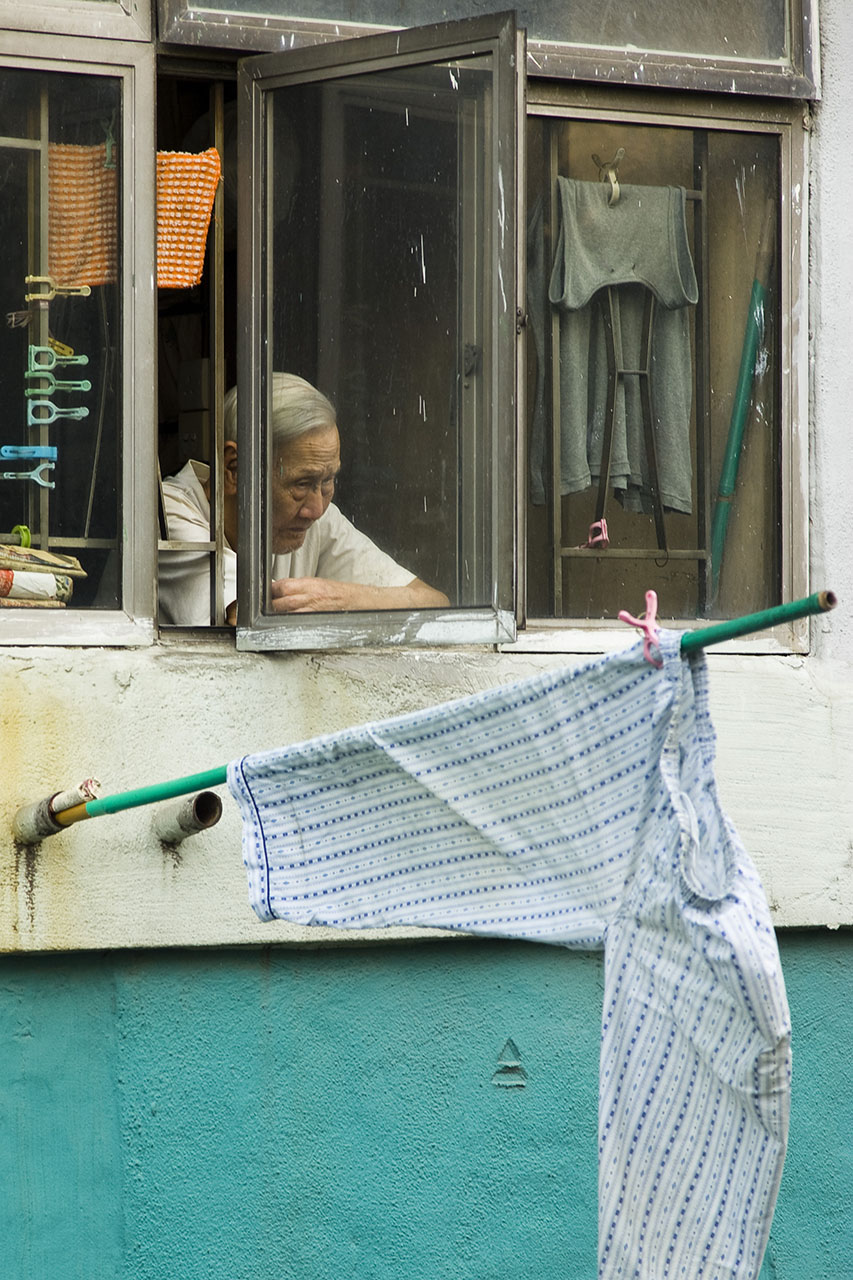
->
<box><xmin>2</xmin><ymin>641</ymin><xmax>852</xmax><ymax>951</ymax></box>
<box><xmin>0</xmin><ymin>933</ymin><xmax>850</xmax><ymax>1279</ymax></box>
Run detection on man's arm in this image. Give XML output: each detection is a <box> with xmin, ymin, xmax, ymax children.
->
<box><xmin>270</xmin><ymin>576</ymin><xmax>448</xmax><ymax>613</ymax></box>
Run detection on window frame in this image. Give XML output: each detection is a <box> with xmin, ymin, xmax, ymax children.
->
<box><xmin>0</xmin><ymin>27</ymin><xmax>157</xmax><ymax>646</ymax></box>
<box><xmin>156</xmin><ymin>0</ymin><xmax>820</xmax><ymax>101</ymax></box>
<box><xmin>0</xmin><ymin>0</ymin><xmax>151</xmax><ymax>43</ymax></box>
<box><xmin>509</xmin><ymin>83</ymin><xmax>810</xmax><ymax>655</ymax></box>
<box><xmin>234</xmin><ymin>11</ymin><xmax>525</xmax><ymax>651</ymax></box>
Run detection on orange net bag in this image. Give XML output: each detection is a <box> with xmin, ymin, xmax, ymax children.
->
<box><xmin>46</xmin><ymin>145</ymin><xmax>220</xmax><ymax>291</ymax></box>
<box><xmin>48</xmin><ymin>143</ymin><xmax>118</xmax><ymax>287</ymax></box>
<box><xmin>156</xmin><ymin>148</ymin><xmax>221</xmax><ymax>289</ymax></box>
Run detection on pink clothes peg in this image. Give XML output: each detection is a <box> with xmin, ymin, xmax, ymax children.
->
<box><xmin>581</xmin><ymin>518</ymin><xmax>609</xmax><ymax>550</ymax></box>
<box><xmin>618</xmin><ymin>588</ymin><xmax>663</xmax><ymax>668</ymax></box>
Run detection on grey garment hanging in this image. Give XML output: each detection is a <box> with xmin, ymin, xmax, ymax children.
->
<box><xmin>529</xmin><ymin>178</ymin><xmax>698</xmax><ymax>513</ymax></box>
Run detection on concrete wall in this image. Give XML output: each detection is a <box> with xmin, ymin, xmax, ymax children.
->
<box><xmin>1</xmin><ymin>933</ymin><xmax>851</xmax><ymax>1280</ymax></box>
<box><xmin>1</xmin><ymin>640</ymin><xmax>852</xmax><ymax>950</ymax></box>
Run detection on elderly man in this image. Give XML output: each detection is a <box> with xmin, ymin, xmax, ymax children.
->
<box><xmin>159</xmin><ymin>372</ymin><xmax>448</xmax><ymax>625</ymax></box>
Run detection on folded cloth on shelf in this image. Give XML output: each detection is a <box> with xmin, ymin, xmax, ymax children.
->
<box><xmin>0</xmin><ymin>567</ymin><xmax>72</xmax><ymax>602</ymax></box>
<box><xmin>228</xmin><ymin>633</ymin><xmax>790</xmax><ymax>1280</ymax></box>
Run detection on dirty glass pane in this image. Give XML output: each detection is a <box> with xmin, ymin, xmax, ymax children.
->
<box><xmin>261</xmin><ymin>57</ymin><xmax>496</xmax><ymax>613</ymax></box>
<box><xmin>525</xmin><ymin>116</ymin><xmax>781</xmax><ymax>621</ymax></box>
<box><xmin>160</xmin><ymin>0</ymin><xmax>791</xmax><ymax>64</ymax></box>
<box><xmin>0</xmin><ymin>68</ymin><xmax>122</xmax><ymax>611</ymax></box>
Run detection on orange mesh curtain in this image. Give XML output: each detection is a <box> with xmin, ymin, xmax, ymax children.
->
<box><xmin>48</xmin><ymin>143</ymin><xmax>118</xmax><ymax>287</ymax></box>
<box><xmin>47</xmin><ymin>145</ymin><xmax>220</xmax><ymax>291</ymax></box>
<box><xmin>156</xmin><ymin>148</ymin><xmax>221</xmax><ymax>289</ymax></box>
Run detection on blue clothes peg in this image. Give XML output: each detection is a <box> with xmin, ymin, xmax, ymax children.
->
<box><xmin>0</xmin><ymin>445</ymin><xmax>58</xmax><ymax>460</ymax></box>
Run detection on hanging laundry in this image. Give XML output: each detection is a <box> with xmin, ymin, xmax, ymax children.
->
<box><xmin>528</xmin><ymin>179</ymin><xmax>698</xmax><ymax>514</ymax></box>
<box><xmin>48</xmin><ymin>143</ymin><xmax>118</xmax><ymax>287</ymax></box>
<box><xmin>156</xmin><ymin>148</ymin><xmax>221</xmax><ymax>289</ymax></box>
<box><xmin>228</xmin><ymin>633</ymin><xmax>790</xmax><ymax>1280</ymax></box>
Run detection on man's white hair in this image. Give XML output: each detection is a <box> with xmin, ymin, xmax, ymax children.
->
<box><xmin>224</xmin><ymin>372</ymin><xmax>336</xmax><ymax>449</ymax></box>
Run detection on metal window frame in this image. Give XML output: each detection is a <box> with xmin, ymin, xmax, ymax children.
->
<box><xmin>509</xmin><ymin>84</ymin><xmax>810</xmax><ymax>655</ymax></box>
<box><xmin>0</xmin><ymin>29</ymin><xmax>157</xmax><ymax>646</ymax></box>
<box><xmin>235</xmin><ymin>11</ymin><xmax>524</xmax><ymax>651</ymax></box>
<box><xmin>0</xmin><ymin>0</ymin><xmax>151</xmax><ymax>43</ymax></box>
<box><xmin>157</xmin><ymin>0</ymin><xmax>819</xmax><ymax>101</ymax></box>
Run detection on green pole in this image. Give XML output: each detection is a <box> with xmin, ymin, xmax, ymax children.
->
<box><xmin>681</xmin><ymin>590</ymin><xmax>836</xmax><ymax>654</ymax></box>
<box><xmin>709</xmin><ymin>201</ymin><xmax>776</xmax><ymax>602</ymax></box>
<box><xmin>23</xmin><ymin>589</ymin><xmax>835</xmax><ymax>839</ymax></box>
<box><xmin>84</xmin><ymin>766</ymin><xmax>229</xmax><ymax>818</ymax></box>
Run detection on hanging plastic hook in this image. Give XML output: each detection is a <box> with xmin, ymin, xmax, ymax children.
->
<box><xmin>592</xmin><ymin>147</ymin><xmax>625</xmax><ymax>207</ymax></box>
<box><xmin>618</xmin><ymin>588</ymin><xmax>663</xmax><ymax>668</ymax></box>
<box><xmin>1</xmin><ymin>461</ymin><xmax>55</xmax><ymax>488</ymax></box>
<box><xmin>24</xmin><ymin>275</ymin><xmax>91</xmax><ymax>303</ymax></box>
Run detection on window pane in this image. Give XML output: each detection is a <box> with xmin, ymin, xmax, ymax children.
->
<box><xmin>261</xmin><ymin>58</ymin><xmax>498</xmax><ymax>613</ymax></box>
<box><xmin>0</xmin><ymin>68</ymin><xmax>123</xmax><ymax>611</ymax></box>
<box><xmin>163</xmin><ymin>0</ymin><xmax>791</xmax><ymax>63</ymax></box>
<box><xmin>525</xmin><ymin>115</ymin><xmax>781</xmax><ymax>621</ymax></box>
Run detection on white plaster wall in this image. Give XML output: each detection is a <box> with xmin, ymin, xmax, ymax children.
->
<box><xmin>1</xmin><ymin>0</ymin><xmax>851</xmax><ymax>952</ymax></box>
<box><xmin>1</xmin><ymin>634</ymin><xmax>851</xmax><ymax>951</ymax></box>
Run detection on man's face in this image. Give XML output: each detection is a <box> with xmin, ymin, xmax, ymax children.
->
<box><xmin>269</xmin><ymin>426</ymin><xmax>341</xmax><ymax>553</ymax></box>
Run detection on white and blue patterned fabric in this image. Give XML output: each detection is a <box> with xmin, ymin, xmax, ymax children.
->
<box><xmin>228</xmin><ymin>632</ymin><xmax>791</xmax><ymax>1280</ymax></box>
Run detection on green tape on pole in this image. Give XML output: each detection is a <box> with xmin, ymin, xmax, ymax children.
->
<box><xmin>681</xmin><ymin>591</ymin><xmax>836</xmax><ymax>654</ymax></box>
<box><xmin>84</xmin><ymin>766</ymin><xmax>229</xmax><ymax>818</ymax></box>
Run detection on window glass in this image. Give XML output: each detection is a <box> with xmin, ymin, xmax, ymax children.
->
<box><xmin>238</xmin><ymin>16</ymin><xmax>520</xmax><ymax>647</ymax></box>
<box><xmin>525</xmin><ymin>113</ymin><xmax>783</xmax><ymax>622</ymax></box>
<box><xmin>265</xmin><ymin>63</ymin><xmax>491</xmax><ymax>610</ymax></box>
<box><xmin>0</xmin><ymin>67</ymin><xmax>123</xmax><ymax>612</ymax></box>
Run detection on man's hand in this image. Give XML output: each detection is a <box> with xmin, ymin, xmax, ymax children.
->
<box><xmin>270</xmin><ymin>576</ymin><xmax>448</xmax><ymax>613</ymax></box>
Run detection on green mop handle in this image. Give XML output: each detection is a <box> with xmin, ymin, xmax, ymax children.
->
<box><xmin>709</xmin><ymin>200</ymin><xmax>776</xmax><ymax>600</ymax></box>
<box><xmin>681</xmin><ymin>590</ymin><xmax>837</xmax><ymax>653</ymax></box>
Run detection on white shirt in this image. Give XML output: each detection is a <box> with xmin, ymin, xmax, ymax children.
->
<box><xmin>159</xmin><ymin>460</ymin><xmax>415</xmax><ymax>625</ymax></box>
<box><xmin>228</xmin><ymin>632</ymin><xmax>790</xmax><ymax>1280</ymax></box>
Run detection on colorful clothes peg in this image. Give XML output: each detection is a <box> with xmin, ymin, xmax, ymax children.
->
<box><xmin>1</xmin><ymin>461</ymin><xmax>56</xmax><ymax>488</ymax></box>
<box><xmin>26</xmin><ymin>400</ymin><xmax>89</xmax><ymax>425</ymax></box>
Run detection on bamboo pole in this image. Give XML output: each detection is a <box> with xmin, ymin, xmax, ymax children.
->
<box><xmin>12</xmin><ymin>591</ymin><xmax>837</xmax><ymax>842</ymax></box>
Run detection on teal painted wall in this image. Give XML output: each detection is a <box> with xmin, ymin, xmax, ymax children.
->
<box><xmin>1</xmin><ymin>932</ymin><xmax>850</xmax><ymax>1279</ymax></box>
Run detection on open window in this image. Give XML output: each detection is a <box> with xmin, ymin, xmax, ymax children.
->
<box><xmin>152</xmin><ymin>4</ymin><xmax>811</xmax><ymax>653</ymax></box>
<box><xmin>234</xmin><ymin>12</ymin><xmax>524</xmax><ymax>649</ymax></box>
<box><xmin>0</xmin><ymin>28</ymin><xmax>155</xmax><ymax>645</ymax></box>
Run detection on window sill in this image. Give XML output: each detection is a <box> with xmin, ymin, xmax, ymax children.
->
<box><xmin>503</xmin><ymin>619</ymin><xmax>809</xmax><ymax>657</ymax></box>
<box><xmin>0</xmin><ymin>612</ymin><xmax>154</xmax><ymax>648</ymax></box>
